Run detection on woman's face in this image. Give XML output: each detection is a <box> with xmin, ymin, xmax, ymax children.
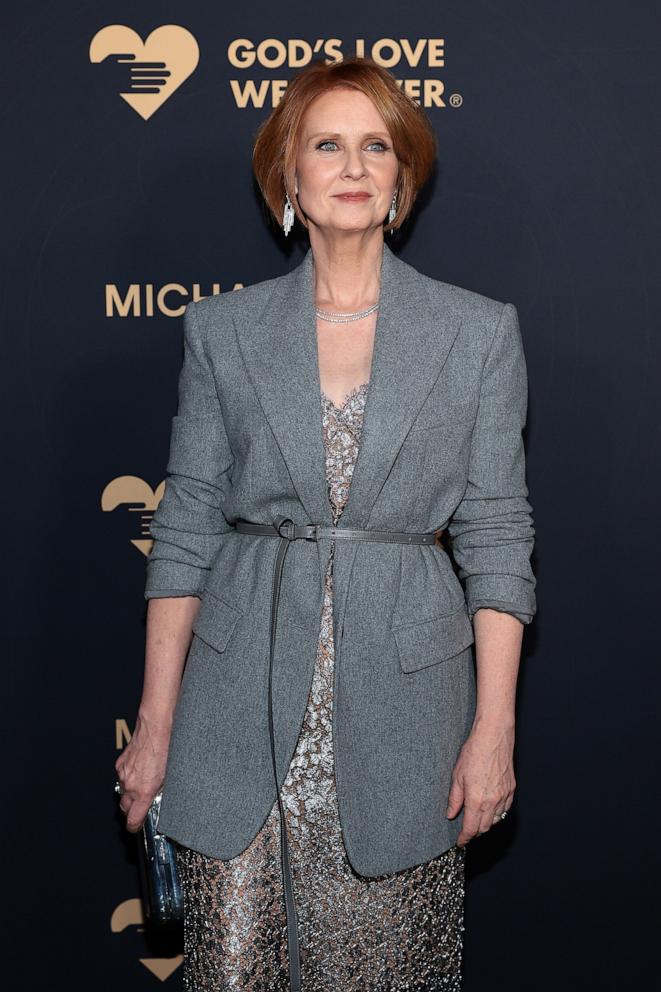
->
<box><xmin>293</xmin><ymin>87</ymin><xmax>399</xmax><ymax>235</ymax></box>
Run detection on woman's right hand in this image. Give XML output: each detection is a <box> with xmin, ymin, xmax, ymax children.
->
<box><xmin>115</xmin><ymin>711</ymin><xmax>172</xmax><ymax>833</ymax></box>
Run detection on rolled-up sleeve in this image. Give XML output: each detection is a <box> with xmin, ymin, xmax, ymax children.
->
<box><xmin>144</xmin><ymin>301</ymin><xmax>234</xmax><ymax>600</ymax></box>
<box><xmin>448</xmin><ymin>302</ymin><xmax>537</xmax><ymax>625</ymax></box>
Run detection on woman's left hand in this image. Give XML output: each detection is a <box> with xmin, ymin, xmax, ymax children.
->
<box><xmin>445</xmin><ymin>719</ymin><xmax>516</xmax><ymax>846</ymax></box>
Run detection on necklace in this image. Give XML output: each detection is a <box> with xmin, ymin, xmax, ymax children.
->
<box><xmin>314</xmin><ymin>301</ymin><xmax>379</xmax><ymax>324</ymax></box>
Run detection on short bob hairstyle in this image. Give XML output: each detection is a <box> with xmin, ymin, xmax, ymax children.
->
<box><xmin>252</xmin><ymin>56</ymin><xmax>437</xmax><ymax>235</ymax></box>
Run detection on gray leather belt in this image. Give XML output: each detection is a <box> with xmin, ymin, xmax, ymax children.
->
<box><xmin>235</xmin><ymin>514</ymin><xmax>444</xmax><ymax>992</ymax></box>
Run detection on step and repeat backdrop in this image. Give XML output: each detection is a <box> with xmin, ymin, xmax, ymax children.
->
<box><xmin>4</xmin><ymin>2</ymin><xmax>658</xmax><ymax>989</ymax></box>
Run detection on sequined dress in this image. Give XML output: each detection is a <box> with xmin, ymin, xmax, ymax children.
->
<box><xmin>175</xmin><ymin>381</ymin><xmax>466</xmax><ymax>991</ymax></box>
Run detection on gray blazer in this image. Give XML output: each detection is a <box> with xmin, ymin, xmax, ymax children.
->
<box><xmin>144</xmin><ymin>241</ymin><xmax>537</xmax><ymax>875</ymax></box>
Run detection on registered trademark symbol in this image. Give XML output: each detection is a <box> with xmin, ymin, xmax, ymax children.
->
<box><xmin>449</xmin><ymin>93</ymin><xmax>463</xmax><ymax>108</ymax></box>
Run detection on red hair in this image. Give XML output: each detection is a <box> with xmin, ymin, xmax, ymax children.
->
<box><xmin>252</xmin><ymin>56</ymin><xmax>438</xmax><ymax>235</ymax></box>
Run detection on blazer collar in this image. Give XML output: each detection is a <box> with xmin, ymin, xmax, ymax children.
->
<box><xmin>235</xmin><ymin>241</ymin><xmax>462</xmax><ymax>530</ymax></box>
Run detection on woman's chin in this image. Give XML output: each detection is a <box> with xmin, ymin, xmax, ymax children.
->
<box><xmin>313</xmin><ymin>219</ymin><xmax>381</xmax><ymax>236</ymax></box>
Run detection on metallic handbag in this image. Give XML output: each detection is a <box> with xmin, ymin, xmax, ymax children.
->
<box><xmin>117</xmin><ymin>784</ymin><xmax>184</xmax><ymax>924</ymax></box>
<box><xmin>139</xmin><ymin>792</ymin><xmax>184</xmax><ymax>923</ymax></box>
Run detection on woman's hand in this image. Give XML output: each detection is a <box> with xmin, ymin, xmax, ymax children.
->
<box><xmin>446</xmin><ymin>718</ymin><xmax>516</xmax><ymax>846</ymax></box>
<box><xmin>115</xmin><ymin>711</ymin><xmax>172</xmax><ymax>833</ymax></box>
<box><xmin>447</xmin><ymin>607</ymin><xmax>523</xmax><ymax>846</ymax></box>
<box><xmin>116</xmin><ymin>596</ymin><xmax>199</xmax><ymax>832</ymax></box>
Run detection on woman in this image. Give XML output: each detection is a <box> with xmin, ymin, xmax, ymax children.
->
<box><xmin>116</xmin><ymin>56</ymin><xmax>537</xmax><ymax>991</ymax></box>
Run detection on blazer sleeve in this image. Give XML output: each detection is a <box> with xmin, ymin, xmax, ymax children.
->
<box><xmin>447</xmin><ymin>301</ymin><xmax>537</xmax><ymax>625</ymax></box>
<box><xmin>144</xmin><ymin>301</ymin><xmax>234</xmax><ymax>600</ymax></box>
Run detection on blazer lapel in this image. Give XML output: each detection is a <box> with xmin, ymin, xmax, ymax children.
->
<box><xmin>236</xmin><ymin>242</ymin><xmax>463</xmax><ymax>532</ymax></box>
<box><xmin>236</xmin><ymin>247</ymin><xmax>334</xmax><ymax>527</ymax></box>
<box><xmin>339</xmin><ymin>245</ymin><xmax>462</xmax><ymax>530</ymax></box>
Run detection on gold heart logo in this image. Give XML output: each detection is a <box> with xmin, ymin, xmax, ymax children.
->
<box><xmin>101</xmin><ymin>475</ymin><xmax>166</xmax><ymax>557</ymax></box>
<box><xmin>111</xmin><ymin>899</ymin><xmax>183</xmax><ymax>979</ymax></box>
<box><xmin>89</xmin><ymin>24</ymin><xmax>199</xmax><ymax>120</ymax></box>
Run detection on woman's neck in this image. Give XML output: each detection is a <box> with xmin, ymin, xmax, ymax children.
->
<box><xmin>309</xmin><ymin>231</ymin><xmax>384</xmax><ymax>311</ymax></box>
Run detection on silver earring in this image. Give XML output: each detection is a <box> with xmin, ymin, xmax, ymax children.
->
<box><xmin>388</xmin><ymin>191</ymin><xmax>397</xmax><ymax>223</ymax></box>
<box><xmin>388</xmin><ymin>191</ymin><xmax>397</xmax><ymax>231</ymax></box>
<box><xmin>283</xmin><ymin>193</ymin><xmax>295</xmax><ymax>237</ymax></box>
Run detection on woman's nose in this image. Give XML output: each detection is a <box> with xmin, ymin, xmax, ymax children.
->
<box><xmin>341</xmin><ymin>150</ymin><xmax>367</xmax><ymax>178</ymax></box>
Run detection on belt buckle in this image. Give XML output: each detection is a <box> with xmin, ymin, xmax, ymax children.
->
<box><xmin>276</xmin><ymin>517</ymin><xmax>295</xmax><ymax>540</ymax></box>
<box><xmin>304</xmin><ymin>523</ymin><xmax>321</xmax><ymax>542</ymax></box>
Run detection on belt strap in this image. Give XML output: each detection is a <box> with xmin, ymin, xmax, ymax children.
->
<box><xmin>234</xmin><ymin>515</ymin><xmax>442</xmax><ymax>992</ymax></box>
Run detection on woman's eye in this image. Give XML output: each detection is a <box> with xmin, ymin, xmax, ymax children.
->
<box><xmin>316</xmin><ymin>140</ymin><xmax>389</xmax><ymax>152</ymax></box>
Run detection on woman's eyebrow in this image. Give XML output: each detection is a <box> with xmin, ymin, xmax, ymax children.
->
<box><xmin>306</xmin><ymin>131</ymin><xmax>390</xmax><ymax>142</ymax></box>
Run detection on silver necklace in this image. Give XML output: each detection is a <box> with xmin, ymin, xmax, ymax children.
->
<box><xmin>314</xmin><ymin>301</ymin><xmax>379</xmax><ymax>323</ymax></box>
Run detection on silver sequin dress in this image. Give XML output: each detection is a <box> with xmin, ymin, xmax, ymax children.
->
<box><xmin>175</xmin><ymin>381</ymin><xmax>466</xmax><ymax>991</ymax></box>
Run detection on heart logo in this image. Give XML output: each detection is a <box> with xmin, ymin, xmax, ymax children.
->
<box><xmin>89</xmin><ymin>24</ymin><xmax>199</xmax><ymax>120</ymax></box>
<box><xmin>101</xmin><ymin>475</ymin><xmax>166</xmax><ymax>557</ymax></box>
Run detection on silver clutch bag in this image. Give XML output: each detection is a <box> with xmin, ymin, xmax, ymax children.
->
<box><xmin>138</xmin><ymin>792</ymin><xmax>183</xmax><ymax>923</ymax></box>
<box><xmin>117</xmin><ymin>784</ymin><xmax>183</xmax><ymax>924</ymax></box>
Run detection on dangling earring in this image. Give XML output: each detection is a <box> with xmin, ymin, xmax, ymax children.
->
<box><xmin>388</xmin><ymin>191</ymin><xmax>397</xmax><ymax>233</ymax></box>
<box><xmin>282</xmin><ymin>192</ymin><xmax>295</xmax><ymax>237</ymax></box>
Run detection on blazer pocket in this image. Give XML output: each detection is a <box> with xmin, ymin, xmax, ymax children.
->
<box><xmin>408</xmin><ymin>397</ymin><xmax>477</xmax><ymax>435</ymax></box>
<box><xmin>408</xmin><ymin>413</ymin><xmax>476</xmax><ymax>436</ymax></box>
<box><xmin>192</xmin><ymin>589</ymin><xmax>243</xmax><ymax>655</ymax></box>
<box><xmin>391</xmin><ymin>604</ymin><xmax>475</xmax><ymax>673</ymax></box>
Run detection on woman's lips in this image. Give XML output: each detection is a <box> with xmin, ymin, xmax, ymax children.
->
<box><xmin>334</xmin><ymin>193</ymin><xmax>371</xmax><ymax>201</ymax></box>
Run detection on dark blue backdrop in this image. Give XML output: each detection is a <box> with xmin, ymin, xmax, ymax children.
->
<box><xmin>3</xmin><ymin>2</ymin><xmax>659</xmax><ymax>988</ymax></box>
